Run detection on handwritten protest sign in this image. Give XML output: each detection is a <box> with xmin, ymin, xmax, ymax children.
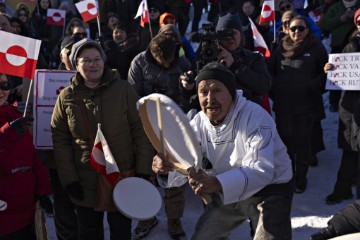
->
<box><xmin>325</xmin><ymin>52</ymin><xmax>360</xmax><ymax>91</ymax></box>
<box><xmin>33</xmin><ymin>70</ymin><xmax>76</xmax><ymax>149</ymax></box>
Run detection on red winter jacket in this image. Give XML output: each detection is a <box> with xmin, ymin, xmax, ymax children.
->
<box><xmin>0</xmin><ymin>104</ymin><xmax>51</xmax><ymax>237</ymax></box>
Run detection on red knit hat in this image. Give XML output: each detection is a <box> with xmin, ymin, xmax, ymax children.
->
<box><xmin>159</xmin><ymin>12</ymin><xmax>176</xmax><ymax>26</ymax></box>
<box><xmin>354</xmin><ymin>8</ymin><xmax>360</xmax><ymax>25</ymax></box>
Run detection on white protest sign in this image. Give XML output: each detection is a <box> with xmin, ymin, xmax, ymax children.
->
<box><xmin>325</xmin><ymin>52</ymin><xmax>360</xmax><ymax>91</ymax></box>
<box><xmin>33</xmin><ymin>70</ymin><xmax>76</xmax><ymax>149</ymax></box>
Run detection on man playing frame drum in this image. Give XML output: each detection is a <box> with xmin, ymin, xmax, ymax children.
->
<box><xmin>152</xmin><ymin>62</ymin><xmax>294</xmax><ymax>239</ymax></box>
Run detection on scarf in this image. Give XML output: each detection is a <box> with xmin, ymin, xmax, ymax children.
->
<box><xmin>280</xmin><ymin>33</ymin><xmax>317</xmax><ymax>59</ymax></box>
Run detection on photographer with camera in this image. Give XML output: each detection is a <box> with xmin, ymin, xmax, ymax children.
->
<box><xmin>182</xmin><ymin>12</ymin><xmax>271</xmax><ymax>107</ymax></box>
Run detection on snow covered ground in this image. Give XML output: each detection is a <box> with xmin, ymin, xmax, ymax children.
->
<box><xmin>45</xmin><ymin>6</ymin><xmax>358</xmax><ymax>240</ymax></box>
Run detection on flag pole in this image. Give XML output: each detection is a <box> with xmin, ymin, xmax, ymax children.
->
<box><xmin>273</xmin><ymin>19</ymin><xmax>276</xmax><ymax>43</ymax></box>
<box><xmin>96</xmin><ymin>16</ymin><xmax>102</xmax><ymax>37</ymax></box>
<box><xmin>96</xmin><ymin>0</ymin><xmax>102</xmax><ymax>37</ymax></box>
<box><xmin>23</xmin><ymin>80</ymin><xmax>33</xmax><ymax>117</ymax></box>
<box><xmin>144</xmin><ymin>0</ymin><xmax>153</xmax><ymax>39</ymax></box>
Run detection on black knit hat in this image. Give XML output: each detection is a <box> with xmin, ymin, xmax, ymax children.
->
<box><xmin>195</xmin><ymin>62</ymin><xmax>236</xmax><ymax>100</ymax></box>
<box><xmin>215</xmin><ymin>12</ymin><xmax>242</xmax><ymax>32</ymax></box>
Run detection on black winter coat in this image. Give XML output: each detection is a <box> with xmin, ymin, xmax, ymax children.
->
<box><xmin>268</xmin><ymin>36</ymin><xmax>328</xmax><ymax>120</ymax></box>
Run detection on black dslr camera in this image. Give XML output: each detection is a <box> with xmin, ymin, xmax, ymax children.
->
<box><xmin>196</xmin><ymin>23</ymin><xmax>234</xmax><ymax>73</ymax></box>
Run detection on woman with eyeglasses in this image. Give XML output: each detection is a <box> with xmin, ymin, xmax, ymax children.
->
<box><xmin>0</xmin><ymin>73</ymin><xmax>53</xmax><ymax>239</ymax></box>
<box><xmin>51</xmin><ymin>39</ymin><xmax>154</xmax><ymax>239</ymax></box>
<box><xmin>268</xmin><ymin>15</ymin><xmax>328</xmax><ymax>194</ymax></box>
<box><xmin>321</xmin><ymin>8</ymin><xmax>360</xmax><ymax>206</ymax></box>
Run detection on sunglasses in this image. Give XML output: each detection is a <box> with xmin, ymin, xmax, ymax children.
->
<box><xmin>0</xmin><ymin>81</ymin><xmax>11</xmax><ymax>91</ymax></box>
<box><xmin>356</xmin><ymin>20</ymin><xmax>360</xmax><ymax>26</ymax></box>
<box><xmin>280</xmin><ymin>4</ymin><xmax>292</xmax><ymax>11</ymax></box>
<box><xmin>289</xmin><ymin>25</ymin><xmax>306</xmax><ymax>32</ymax></box>
<box><xmin>18</xmin><ymin>14</ymin><xmax>26</xmax><ymax>17</ymax></box>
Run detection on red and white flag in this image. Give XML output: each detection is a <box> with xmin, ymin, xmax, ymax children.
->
<box><xmin>259</xmin><ymin>0</ymin><xmax>275</xmax><ymax>24</ymax></box>
<box><xmin>90</xmin><ymin>124</ymin><xmax>121</xmax><ymax>186</ymax></box>
<box><xmin>46</xmin><ymin>8</ymin><xmax>66</xmax><ymax>26</ymax></box>
<box><xmin>248</xmin><ymin>17</ymin><xmax>270</xmax><ymax>59</ymax></box>
<box><xmin>0</xmin><ymin>31</ymin><xmax>41</xmax><ymax>79</ymax></box>
<box><xmin>135</xmin><ymin>0</ymin><xmax>149</xmax><ymax>27</ymax></box>
<box><xmin>75</xmin><ymin>0</ymin><xmax>98</xmax><ymax>23</ymax></box>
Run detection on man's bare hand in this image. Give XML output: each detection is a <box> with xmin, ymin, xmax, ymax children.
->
<box><xmin>188</xmin><ymin>169</ymin><xmax>222</xmax><ymax>195</ymax></box>
<box><xmin>152</xmin><ymin>153</ymin><xmax>175</xmax><ymax>175</ymax></box>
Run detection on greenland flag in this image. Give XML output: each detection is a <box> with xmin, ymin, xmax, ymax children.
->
<box><xmin>249</xmin><ymin>18</ymin><xmax>270</xmax><ymax>59</ymax></box>
<box><xmin>135</xmin><ymin>0</ymin><xmax>149</xmax><ymax>27</ymax></box>
<box><xmin>90</xmin><ymin>124</ymin><xmax>121</xmax><ymax>186</ymax></box>
<box><xmin>259</xmin><ymin>0</ymin><xmax>275</xmax><ymax>24</ymax></box>
<box><xmin>75</xmin><ymin>0</ymin><xmax>98</xmax><ymax>23</ymax></box>
<box><xmin>0</xmin><ymin>31</ymin><xmax>41</xmax><ymax>79</ymax></box>
<box><xmin>47</xmin><ymin>9</ymin><xmax>66</xmax><ymax>26</ymax></box>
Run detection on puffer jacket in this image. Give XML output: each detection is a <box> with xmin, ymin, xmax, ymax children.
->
<box><xmin>51</xmin><ymin>68</ymin><xmax>154</xmax><ymax>207</ymax></box>
<box><xmin>0</xmin><ymin>104</ymin><xmax>51</xmax><ymax>237</ymax></box>
<box><xmin>268</xmin><ymin>37</ymin><xmax>328</xmax><ymax>119</ymax></box>
<box><xmin>127</xmin><ymin>49</ymin><xmax>191</xmax><ymax>105</ymax></box>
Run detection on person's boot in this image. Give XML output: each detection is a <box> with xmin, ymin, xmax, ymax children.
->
<box><xmin>295</xmin><ymin>164</ymin><xmax>308</xmax><ymax>193</ymax></box>
<box><xmin>131</xmin><ymin>217</ymin><xmax>158</xmax><ymax>239</ymax></box>
<box><xmin>309</xmin><ymin>224</ymin><xmax>338</xmax><ymax>240</ymax></box>
<box><xmin>325</xmin><ymin>192</ymin><xmax>353</xmax><ymax>205</ymax></box>
<box><xmin>168</xmin><ymin>219</ymin><xmax>186</xmax><ymax>240</ymax></box>
<box><xmin>326</xmin><ymin>179</ymin><xmax>353</xmax><ymax>205</ymax></box>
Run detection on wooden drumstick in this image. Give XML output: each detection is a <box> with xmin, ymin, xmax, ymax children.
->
<box><xmin>155</xmin><ymin>98</ymin><xmax>212</xmax><ymax>204</ymax></box>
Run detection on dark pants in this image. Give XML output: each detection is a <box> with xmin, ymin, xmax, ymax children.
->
<box><xmin>49</xmin><ymin>169</ymin><xmax>78</xmax><ymax>240</ymax></box>
<box><xmin>332</xmin><ymin>150</ymin><xmax>358</xmax><ymax>196</ymax></box>
<box><xmin>191</xmin><ymin>0</ymin><xmax>207</xmax><ymax>32</ymax></box>
<box><xmin>311</xmin><ymin>120</ymin><xmax>325</xmax><ymax>154</ymax></box>
<box><xmin>76</xmin><ymin>206</ymin><xmax>131</xmax><ymax>240</ymax></box>
<box><xmin>164</xmin><ymin>186</ymin><xmax>185</xmax><ymax>220</ymax></box>
<box><xmin>276</xmin><ymin>114</ymin><xmax>314</xmax><ymax>170</ymax></box>
<box><xmin>191</xmin><ymin>194</ymin><xmax>292</xmax><ymax>240</ymax></box>
<box><xmin>168</xmin><ymin>5</ymin><xmax>190</xmax><ymax>36</ymax></box>
<box><xmin>329</xmin><ymin>199</ymin><xmax>360</xmax><ymax>234</ymax></box>
<box><xmin>0</xmin><ymin>223</ymin><xmax>36</xmax><ymax>240</ymax></box>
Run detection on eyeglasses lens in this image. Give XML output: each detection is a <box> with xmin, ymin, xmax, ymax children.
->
<box><xmin>289</xmin><ymin>26</ymin><xmax>306</xmax><ymax>32</ymax></box>
<box><xmin>0</xmin><ymin>82</ymin><xmax>11</xmax><ymax>91</ymax></box>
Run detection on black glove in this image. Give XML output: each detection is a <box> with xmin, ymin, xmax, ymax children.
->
<box><xmin>10</xmin><ymin>117</ymin><xmax>34</xmax><ymax>136</ymax></box>
<box><xmin>39</xmin><ymin>195</ymin><xmax>54</xmax><ymax>215</ymax></box>
<box><xmin>66</xmin><ymin>181</ymin><xmax>84</xmax><ymax>200</ymax></box>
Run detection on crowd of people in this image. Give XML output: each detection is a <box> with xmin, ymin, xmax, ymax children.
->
<box><xmin>1</xmin><ymin>0</ymin><xmax>360</xmax><ymax>239</ymax></box>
